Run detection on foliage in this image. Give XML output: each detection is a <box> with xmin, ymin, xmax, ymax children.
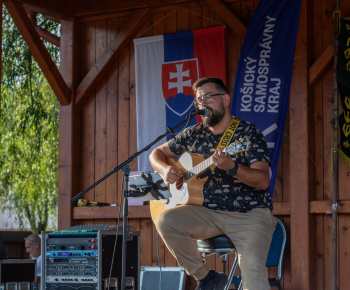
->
<box><xmin>0</xmin><ymin>7</ymin><xmax>60</xmax><ymax>233</ymax></box>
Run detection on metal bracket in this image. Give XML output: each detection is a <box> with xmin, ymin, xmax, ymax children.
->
<box><xmin>330</xmin><ymin>116</ymin><xmax>338</xmax><ymax>130</ymax></box>
<box><xmin>332</xmin><ymin>202</ymin><xmax>340</xmax><ymax>212</ymax></box>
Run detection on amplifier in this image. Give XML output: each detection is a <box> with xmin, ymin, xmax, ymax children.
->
<box><xmin>41</xmin><ymin>226</ymin><xmax>139</xmax><ymax>290</ymax></box>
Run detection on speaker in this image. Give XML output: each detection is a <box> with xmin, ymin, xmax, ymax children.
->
<box><xmin>140</xmin><ymin>266</ymin><xmax>186</xmax><ymax>290</ymax></box>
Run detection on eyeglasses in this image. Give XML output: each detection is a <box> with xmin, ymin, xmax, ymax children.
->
<box><xmin>193</xmin><ymin>93</ymin><xmax>225</xmax><ymax>108</ymax></box>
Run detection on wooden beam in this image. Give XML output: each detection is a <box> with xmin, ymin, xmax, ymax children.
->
<box><xmin>4</xmin><ymin>0</ymin><xmax>71</xmax><ymax>106</ymax></box>
<box><xmin>73</xmin><ymin>205</ymin><xmax>152</xmax><ymax>219</ymax></box>
<box><xmin>73</xmin><ymin>0</ymin><xmax>198</xmax><ymax>17</ymax></box>
<box><xmin>58</xmin><ymin>18</ymin><xmax>83</xmax><ymax>230</ymax></box>
<box><xmin>289</xmin><ymin>0</ymin><xmax>314</xmax><ymax>288</ymax></box>
<box><xmin>15</xmin><ymin>0</ymin><xmax>72</xmax><ymax>19</ymax></box>
<box><xmin>272</xmin><ymin>201</ymin><xmax>291</xmax><ymax>215</ymax></box>
<box><xmin>204</xmin><ymin>0</ymin><xmax>247</xmax><ymax>39</ymax></box>
<box><xmin>309</xmin><ymin>43</ymin><xmax>334</xmax><ymax>86</ymax></box>
<box><xmin>75</xmin><ymin>8</ymin><xmax>151</xmax><ymax>106</ymax></box>
<box><xmin>310</xmin><ymin>200</ymin><xmax>350</xmax><ymax>214</ymax></box>
<box><xmin>72</xmin><ymin>200</ymin><xmax>350</xmax><ymax>220</ymax></box>
<box><xmin>27</xmin><ymin>11</ymin><xmax>60</xmax><ymax>47</ymax></box>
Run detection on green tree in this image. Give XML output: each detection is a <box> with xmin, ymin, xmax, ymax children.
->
<box><xmin>0</xmin><ymin>7</ymin><xmax>60</xmax><ymax>233</ymax></box>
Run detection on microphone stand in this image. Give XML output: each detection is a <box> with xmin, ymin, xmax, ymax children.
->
<box><xmin>70</xmin><ymin>109</ymin><xmax>199</xmax><ymax>290</ymax></box>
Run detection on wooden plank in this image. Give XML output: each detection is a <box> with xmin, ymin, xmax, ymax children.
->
<box><xmin>105</xmin><ymin>19</ymin><xmax>119</xmax><ymax>208</ymax></box>
<box><xmin>71</xmin><ymin>200</ymin><xmax>350</xmax><ymax>219</ymax></box>
<box><xmin>189</xmin><ymin>6</ymin><xmax>201</xmax><ymax>31</ymax></box>
<box><xmin>309</xmin><ymin>44</ymin><xmax>334</xmax><ymax>87</ymax></box>
<box><xmin>152</xmin><ymin>11</ymin><xmax>165</xmax><ymax>35</ymax></box>
<box><xmin>116</xmin><ymin>16</ymin><xmax>131</xmax><ymax>214</ymax></box>
<box><xmin>4</xmin><ymin>0</ymin><xmax>71</xmax><ymax>106</ymax></box>
<box><xmin>320</xmin><ymin>0</ymin><xmax>335</xmax><ymax>288</ymax></box>
<box><xmin>281</xmin><ymin>216</ymin><xmax>291</xmax><ymax>290</ymax></box>
<box><xmin>310</xmin><ymin>200</ymin><xmax>350</xmax><ymax>214</ymax></box>
<box><xmin>282</xmin><ymin>110</ymin><xmax>291</xmax><ymax>204</ymax></box>
<box><xmin>139</xmin><ymin>218</ymin><xmax>153</xmax><ymax>266</ymax></box>
<box><xmin>177</xmin><ymin>7</ymin><xmax>189</xmax><ymax>32</ymax></box>
<box><xmin>129</xmin><ymin>23</ymin><xmax>138</xmax><ymax>172</ymax></box>
<box><xmin>289</xmin><ymin>0</ymin><xmax>313</xmax><ymax>288</ymax></box>
<box><xmin>321</xmin><ymin>0</ymin><xmax>337</xmax><ymax>288</ymax></box>
<box><xmin>94</xmin><ymin>20</ymin><xmax>107</xmax><ymax>228</ymax></box>
<box><xmin>201</xmin><ymin>4</ymin><xmax>214</xmax><ymax>29</ymax></box>
<box><xmin>152</xmin><ymin>223</ymin><xmax>166</xmax><ymax>266</ymax></box>
<box><xmin>273</xmin><ymin>145</ymin><xmax>283</xmax><ymax>202</ymax></box>
<box><xmin>315</xmin><ymin>215</ymin><xmax>325</xmax><ymax>290</ymax></box>
<box><xmin>73</xmin><ymin>205</ymin><xmax>151</xmax><ymax>219</ymax></box>
<box><xmin>80</xmin><ymin>22</ymin><xmax>96</xmax><ymax>225</ymax></box>
<box><xmin>312</xmin><ymin>1</ymin><xmax>325</xmax><ymax>287</ymax></box>
<box><xmin>204</xmin><ymin>0</ymin><xmax>247</xmax><ymax>39</ymax></box>
<box><xmin>339</xmin><ymin>215</ymin><xmax>350</xmax><ymax>289</ymax></box>
<box><xmin>164</xmin><ymin>6</ymin><xmax>177</xmax><ymax>34</ymax></box>
<box><xmin>272</xmin><ymin>202</ymin><xmax>291</xmax><ymax>215</ymax></box>
<box><xmin>58</xmin><ymin>19</ymin><xmax>82</xmax><ymax>230</ymax></box>
<box><xmin>75</xmin><ymin>8</ymin><xmax>151</xmax><ymax>106</ymax></box>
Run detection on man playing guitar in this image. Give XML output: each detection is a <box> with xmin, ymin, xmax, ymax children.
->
<box><xmin>149</xmin><ymin>77</ymin><xmax>276</xmax><ymax>290</ymax></box>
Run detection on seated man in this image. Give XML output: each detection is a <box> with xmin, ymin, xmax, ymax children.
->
<box><xmin>149</xmin><ymin>77</ymin><xmax>277</xmax><ymax>290</ymax></box>
<box><xmin>25</xmin><ymin>234</ymin><xmax>41</xmax><ymax>289</ymax></box>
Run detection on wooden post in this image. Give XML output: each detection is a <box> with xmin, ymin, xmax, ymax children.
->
<box><xmin>289</xmin><ymin>0</ymin><xmax>315</xmax><ymax>288</ymax></box>
<box><xmin>58</xmin><ymin>18</ymin><xmax>82</xmax><ymax>230</ymax></box>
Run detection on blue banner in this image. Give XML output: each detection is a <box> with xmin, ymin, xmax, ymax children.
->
<box><xmin>231</xmin><ymin>0</ymin><xmax>301</xmax><ymax>196</ymax></box>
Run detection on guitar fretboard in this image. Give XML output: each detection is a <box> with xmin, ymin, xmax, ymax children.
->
<box><xmin>184</xmin><ymin>158</ymin><xmax>213</xmax><ymax>180</ymax></box>
<box><xmin>182</xmin><ymin>136</ymin><xmax>250</xmax><ymax>181</ymax></box>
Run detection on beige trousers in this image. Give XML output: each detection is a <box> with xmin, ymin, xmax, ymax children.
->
<box><xmin>155</xmin><ymin>205</ymin><xmax>276</xmax><ymax>290</ymax></box>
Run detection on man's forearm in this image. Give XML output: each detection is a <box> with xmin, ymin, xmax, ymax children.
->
<box><xmin>149</xmin><ymin>148</ymin><xmax>170</xmax><ymax>175</ymax></box>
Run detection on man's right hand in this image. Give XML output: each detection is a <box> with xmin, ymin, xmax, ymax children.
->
<box><xmin>163</xmin><ymin>166</ymin><xmax>183</xmax><ymax>184</ymax></box>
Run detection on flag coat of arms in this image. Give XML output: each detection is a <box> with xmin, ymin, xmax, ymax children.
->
<box><xmin>134</xmin><ymin>26</ymin><xmax>226</xmax><ymax>171</ymax></box>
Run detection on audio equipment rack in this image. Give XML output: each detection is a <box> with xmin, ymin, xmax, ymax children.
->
<box><xmin>41</xmin><ymin>225</ymin><xmax>139</xmax><ymax>290</ymax></box>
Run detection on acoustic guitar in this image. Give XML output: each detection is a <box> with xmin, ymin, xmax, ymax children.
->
<box><xmin>150</xmin><ymin>136</ymin><xmax>251</xmax><ymax>223</ymax></box>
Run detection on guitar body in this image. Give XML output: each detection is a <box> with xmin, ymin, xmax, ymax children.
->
<box><xmin>149</xmin><ymin>136</ymin><xmax>251</xmax><ymax>224</ymax></box>
<box><xmin>150</xmin><ymin>152</ymin><xmax>207</xmax><ymax>224</ymax></box>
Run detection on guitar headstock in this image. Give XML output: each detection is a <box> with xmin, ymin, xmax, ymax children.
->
<box><xmin>224</xmin><ymin>136</ymin><xmax>251</xmax><ymax>156</ymax></box>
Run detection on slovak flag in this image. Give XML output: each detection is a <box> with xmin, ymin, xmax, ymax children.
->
<box><xmin>134</xmin><ymin>26</ymin><xmax>226</xmax><ymax>171</ymax></box>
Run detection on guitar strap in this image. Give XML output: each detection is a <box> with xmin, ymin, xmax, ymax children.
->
<box><xmin>209</xmin><ymin>116</ymin><xmax>241</xmax><ymax>171</ymax></box>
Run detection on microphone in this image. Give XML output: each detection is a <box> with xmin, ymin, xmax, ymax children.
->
<box><xmin>192</xmin><ymin>108</ymin><xmax>209</xmax><ymax>117</ymax></box>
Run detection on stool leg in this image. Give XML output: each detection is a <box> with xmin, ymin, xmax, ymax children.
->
<box><xmin>222</xmin><ymin>254</ymin><xmax>227</xmax><ymax>273</ymax></box>
<box><xmin>225</xmin><ymin>252</ymin><xmax>239</xmax><ymax>290</ymax></box>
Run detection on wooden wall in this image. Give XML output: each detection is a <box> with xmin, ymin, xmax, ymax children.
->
<box><xmin>56</xmin><ymin>0</ymin><xmax>350</xmax><ymax>289</ymax></box>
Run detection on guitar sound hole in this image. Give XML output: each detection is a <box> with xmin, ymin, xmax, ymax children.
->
<box><xmin>175</xmin><ymin>177</ymin><xmax>184</xmax><ymax>190</ymax></box>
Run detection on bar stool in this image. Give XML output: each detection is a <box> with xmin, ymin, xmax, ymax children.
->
<box><xmin>197</xmin><ymin>235</ymin><xmax>242</xmax><ymax>290</ymax></box>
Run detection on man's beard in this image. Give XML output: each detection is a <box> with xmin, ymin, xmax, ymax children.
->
<box><xmin>202</xmin><ymin>102</ymin><xmax>225</xmax><ymax>127</ymax></box>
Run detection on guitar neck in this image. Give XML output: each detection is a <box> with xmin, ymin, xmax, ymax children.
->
<box><xmin>181</xmin><ymin>136</ymin><xmax>250</xmax><ymax>181</ymax></box>
<box><xmin>184</xmin><ymin>157</ymin><xmax>213</xmax><ymax>180</ymax></box>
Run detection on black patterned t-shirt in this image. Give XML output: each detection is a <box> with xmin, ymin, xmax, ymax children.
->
<box><xmin>168</xmin><ymin>119</ymin><xmax>272</xmax><ymax>213</ymax></box>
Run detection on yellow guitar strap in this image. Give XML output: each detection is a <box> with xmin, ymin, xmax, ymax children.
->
<box><xmin>209</xmin><ymin>116</ymin><xmax>241</xmax><ymax>171</ymax></box>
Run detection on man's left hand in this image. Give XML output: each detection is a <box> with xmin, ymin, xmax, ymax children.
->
<box><xmin>212</xmin><ymin>148</ymin><xmax>235</xmax><ymax>171</ymax></box>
